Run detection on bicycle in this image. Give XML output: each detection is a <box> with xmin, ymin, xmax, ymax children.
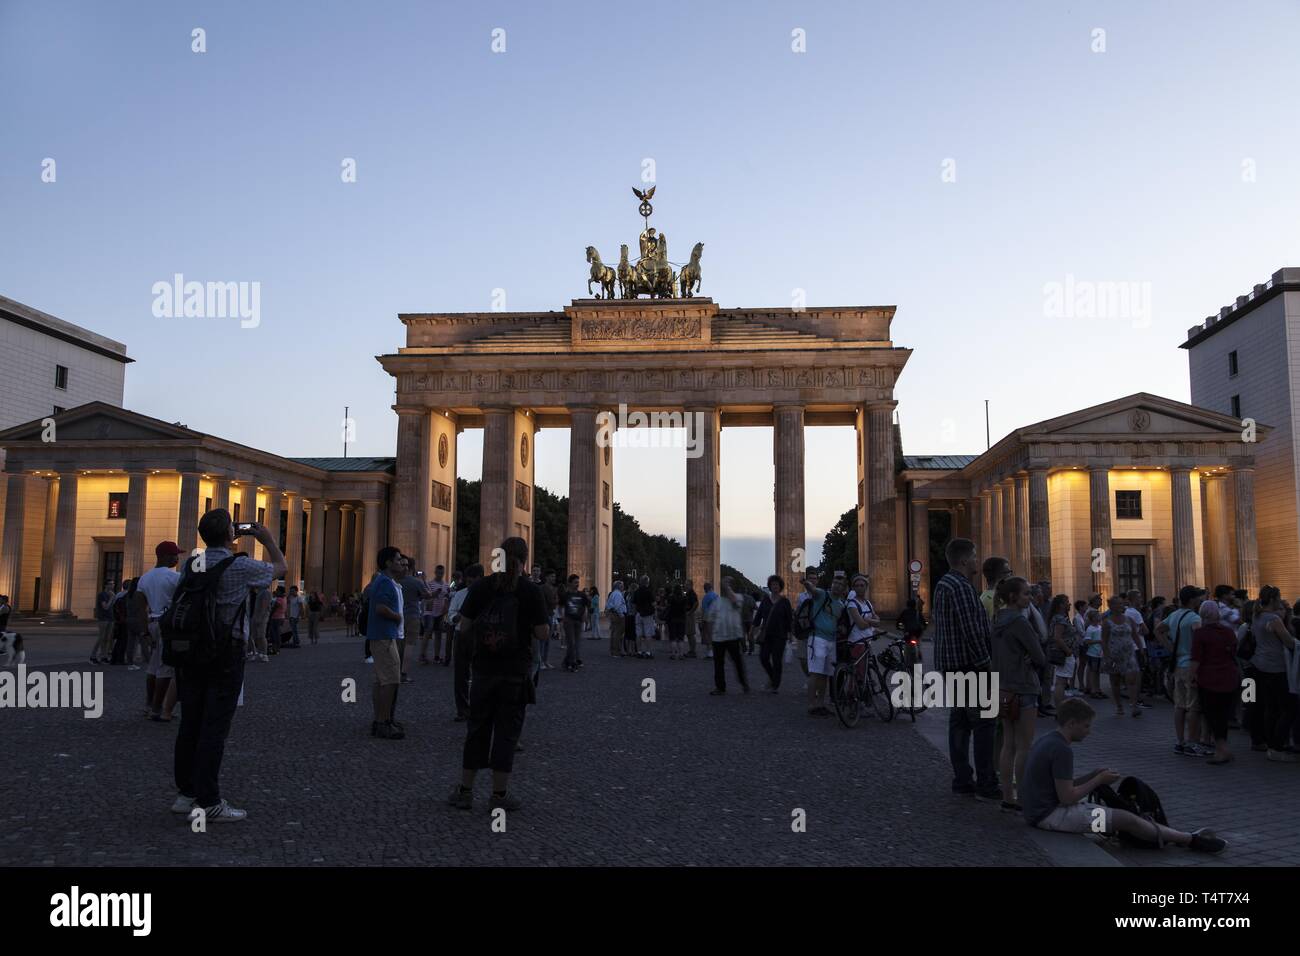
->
<box><xmin>876</xmin><ymin>630</ymin><xmax>926</xmax><ymax>721</ymax></box>
<box><xmin>831</xmin><ymin>637</ymin><xmax>895</xmax><ymax>728</ymax></box>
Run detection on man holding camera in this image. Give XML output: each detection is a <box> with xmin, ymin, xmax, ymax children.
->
<box><xmin>170</xmin><ymin>510</ymin><xmax>285</xmax><ymax>823</ymax></box>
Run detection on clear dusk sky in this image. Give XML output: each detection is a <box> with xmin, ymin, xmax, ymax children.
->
<box><xmin>3</xmin><ymin>0</ymin><xmax>1299</xmax><ymax>582</ymax></box>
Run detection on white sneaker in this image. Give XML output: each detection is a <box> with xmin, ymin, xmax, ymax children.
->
<box><xmin>199</xmin><ymin>799</ymin><xmax>248</xmax><ymax>822</ymax></box>
<box><xmin>365</xmin><ymin>656</ymin><xmax>374</xmax><ymax>664</ymax></box>
<box><xmin>127</xmin><ymin>664</ymin><xmax>141</xmax><ymax>671</ymax></box>
<box><xmin>170</xmin><ymin>794</ymin><xmax>196</xmax><ymax>814</ymax></box>
<box><xmin>258</xmin><ymin>653</ymin><xmax>270</xmax><ymax>662</ymax></box>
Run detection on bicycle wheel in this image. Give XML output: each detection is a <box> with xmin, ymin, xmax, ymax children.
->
<box><xmin>832</xmin><ymin>663</ymin><xmax>860</xmax><ymax>728</ymax></box>
<box><xmin>867</xmin><ymin>661</ymin><xmax>895</xmax><ymax>722</ymax></box>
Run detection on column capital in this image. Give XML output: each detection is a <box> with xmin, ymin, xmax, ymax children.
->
<box><xmin>1230</xmin><ymin>465</ymin><xmax>1255</xmax><ymax>474</ymax></box>
<box><xmin>394</xmin><ymin>406</ymin><xmax>427</xmax><ymax>417</ymax></box>
<box><xmin>865</xmin><ymin>399</ymin><xmax>898</xmax><ymax>411</ymax></box>
<box><xmin>338</xmin><ymin>503</ymin><xmax>355</xmax><ymax>512</ymax></box>
<box><xmin>772</xmin><ymin>402</ymin><xmax>805</xmax><ymax>412</ymax></box>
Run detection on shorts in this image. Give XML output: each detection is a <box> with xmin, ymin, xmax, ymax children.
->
<box><xmin>1033</xmin><ymin>801</ymin><xmax>1109</xmax><ymax>834</ymax></box>
<box><xmin>145</xmin><ymin>621</ymin><xmax>174</xmax><ymax>679</ymax></box>
<box><xmin>1172</xmin><ymin>669</ymin><xmax>1200</xmax><ymax>711</ymax></box>
<box><xmin>370</xmin><ymin>638</ymin><xmax>401</xmax><ymax>686</ymax></box>
<box><xmin>808</xmin><ymin>635</ymin><xmax>837</xmax><ymax>677</ymax></box>
<box><xmin>1053</xmin><ymin>656</ymin><xmax>1076</xmax><ymax>681</ymax></box>
<box><xmin>636</xmin><ymin>614</ymin><xmax>658</xmax><ymax>639</ymax></box>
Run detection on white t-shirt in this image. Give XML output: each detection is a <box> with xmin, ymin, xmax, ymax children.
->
<box><xmin>1124</xmin><ymin>607</ymin><xmax>1147</xmax><ymax>650</ymax></box>
<box><xmin>847</xmin><ymin>596</ymin><xmax>876</xmax><ymax>643</ymax></box>
<box><xmin>136</xmin><ymin>566</ymin><xmax>181</xmax><ymax>620</ymax></box>
<box><xmin>1217</xmin><ymin>601</ymin><xmax>1240</xmax><ymax>627</ymax></box>
<box><xmin>448</xmin><ymin>585</ymin><xmax>470</xmax><ymax>626</ymax></box>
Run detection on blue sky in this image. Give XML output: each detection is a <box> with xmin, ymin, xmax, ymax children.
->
<box><xmin>3</xmin><ymin>0</ymin><xmax>1298</xmax><ymax>582</ymax></box>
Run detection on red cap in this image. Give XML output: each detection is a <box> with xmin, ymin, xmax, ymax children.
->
<box><xmin>155</xmin><ymin>541</ymin><xmax>183</xmax><ymax>557</ymax></box>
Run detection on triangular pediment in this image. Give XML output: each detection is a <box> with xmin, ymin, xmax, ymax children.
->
<box><xmin>1024</xmin><ymin>393</ymin><xmax>1258</xmax><ymax>440</ymax></box>
<box><xmin>0</xmin><ymin>403</ymin><xmax>204</xmax><ymax>443</ymax></box>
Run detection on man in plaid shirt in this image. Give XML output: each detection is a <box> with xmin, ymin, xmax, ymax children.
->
<box><xmin>931</xmin><ymin>537</ymin><xmax>1000</xmax><ymax>800</ymax></box>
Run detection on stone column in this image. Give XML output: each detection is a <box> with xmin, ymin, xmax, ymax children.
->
<box><xmin>1028</xmin><ymin>468</ymin><xmax>1052</xmax><ymax>585</ymax></box>
<box><xmin>1202</xmin><ymin>476</ymin><xmax>1232</xmax><ymax>588</ymax></box>
<box><xmin>978</xmin><ymin>491</ymin><xmax>992</xmax><ymax>561</ymax></box>
<box><xmin>338</xmin><ymin>504</ymin><xmax>356</xmax><ymax>592</ymax></box>
<box><xmin>360</xmin><ymin>499</ymin><xmax>382</xmax><ymax>586</ymax></box>
<box><xmin>392</xmin><ymin>408</ymin><xmax>428</xmax><ymax>563</ymax></box>
<box><xmin>0</xmin><ymin>473</ymin><xmax>29</xmax><ymax>608</ymax></box>
<box><xmin>567</xmin><ymin>407</ymin><xmax>614</xmax><ymax>597</ymax></box>
<box><xmin>352</xmin><ymin>506</ymin><xmax>367</xmax><ymax>591</ymax></box>
<box><xmin>262</xmin><ymin>488</ymin><xmax>282</xmax><ymax>573</ymax></box>
<box><xmin>49</xmin><ymin>471</ymin><xmax>79</xmax><ymax>614</ymax></box>
<box><xmin>177</xmin><ymin>472</ymin><xmax>201</xmax><ymax>554</ymax></box>
<box><xmin>38</xmin><ymin>478</ymin><xmax>58</xmax><ymax>611</ymax></box>
<box><xmin>212</xmin><ymin>476</ymin><xmax>230</xmax><ymax>513</ymax></box>
<box><xmin>988</xmin><ymin>484</ymin><xmax>1003</xmax><ymax>558</ymax></box>
<box><xmin>1231</xmin><ymin>467</ymin><xmax>1260</xmax><ymax>594</ymax></box>
<box><xmin>1170</xmin><ymin>467</ymin><xmax>1197</xmax><ymax>589</ymax></box>
<box><xmin>999</xmin><ymin>481</ymin><xmax>1015</xmax><ymax>567</ymax></box>
<box><xmin>909</xmin><ymin>498</ymin><xmax>929</xmax><ymax>608</ymax></box>
<box><xmin>322</xmin><ymin>502</ymin><xmax>342</xmax><ymax>596</ymax></box>
<box><xmin>1014</xmin><ymin>474</ymin><xmax>1030</xmax><ymax>576</ymax></box>
<box><xmin>284</xmin><ymin>493</ymin><xmax>304</xmax><ymax>587</ymax></box>
<box><xmin>686</xmin><ymin>405</ymin><xmax>721</xmax><ymax>592</ymax></box>
<box><xmin>122</xmin><ymin>471</ymin><xmax>149</xmax><ymax>580</ymax></box>
<box><xmin>479</xmin><ymin>407</ymin><xmax>514</xmax><ymax>568</ymax></box>
<box><xmin>866</xmin><ymin>403</ymin><xmax>899</xmax><ymax>612</ymax></box>
<box><xmin>855</xmin><ymin>408</ymin><xmax>868</xmax><ymax>576</ymax></box>
<box><xmin>773</xmin><ymin>404</ymin><xmax>806</xmax><ymax>579</ymax></box>
<box><xmin>306</xmin><ymin>500</ymin><xmax>327</xmax><ymax>592</ymax></box>
<box><xmin>1088</xmin><ymin>466</ymin><xmax>1113</xmax><ymax>596</ymax></box>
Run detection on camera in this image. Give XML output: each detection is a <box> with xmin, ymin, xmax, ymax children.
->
<box><xmin>235</xmin><ymin>522</ymin><xmax>257</xmax><ymax>536</ymax></box>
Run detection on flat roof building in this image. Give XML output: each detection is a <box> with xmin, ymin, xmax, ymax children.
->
<box><xmin>1182</xmin><ymin>267</ymin><xmax>1300</xmax><ymax>595</ymax></box>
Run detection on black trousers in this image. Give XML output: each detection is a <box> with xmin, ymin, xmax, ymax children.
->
<box><xmin>174</xmin><ymin>652</ymin><xmax>245</xmax><ymax>807</ymax></box>
<box><xmin>712</xmin><ymin>639</ymin><xmax>749</xmax><ymax>692</ymax></box>
<box><xmin>1254</xmin><ymin>669</ymin><xmax>1297</xmax><ymax>751</ymax></box>
<box><xmin>759</xmin><ymin>632</ymin><xmax>786</xmax><ymax>688</ymax></box>
<box><xmin>453</xmin><ymin>631</ymin><xmax>472</xmax><ymax>717</ymax></box>
<box><xmin>463</xmin><ymin>673</ymin><xmax>527</xmax><ymax>773</ymax></box>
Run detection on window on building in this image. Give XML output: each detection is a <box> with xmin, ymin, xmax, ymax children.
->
<box><xmin>54</xmin><ymin>365</ymin><xmax>68</xmax><ymax>390</ymax></box>
<box><xmin>257</xmin><ymin>506</ymin><xmax>266</xmax><ymax>526</ymax></box>
<box><xmin>1115</xmin><ymin>490</ymin><xmax>1142</xmax><ymax>520</ymax></box>
<box><xmin>52</xmin><ymin>405</ymin><xmax>65</xmax><ymax>415</ymax></box>
<box><xmin>204</xmin><ymin>496</ymin><xmax>213</xmax><ymax>513</ymax></box>
<box><xmin>1230</xmin><ymin>394</ymin><xmax>1241</xmax><ymax>419</ymax></box>
<box><xmin>233</xmin><ymin>501</ymin><xmax>241</xmax><ymax>523</ymax></box>
<box><xmin>1228</xmin><ymin>350</ymin><xmax>1238</xmax><ymax>377</ymax></box>
<box><xmin>107</xmin><ymin>492</ymin><xmax>129</xmax><ymax>520</ymax></box>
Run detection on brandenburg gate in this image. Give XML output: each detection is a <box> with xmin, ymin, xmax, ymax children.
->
<box><xmin>377</xmin><ymin>298</ymin><xmax>909</xmax><ymax>605</ymax></box>
<box><xmin>377</xmin><ymin>191</ymin><xmax>912</xmax><ymax>608</ymax></box>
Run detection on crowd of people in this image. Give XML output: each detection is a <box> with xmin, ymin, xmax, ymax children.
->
<box><xmin>933</xmin><ymin>535</ymin><xmax>1300</xmax><ymax>855</ymax></box>
<box><xmin>77</xmin><ymin>506</ymin><xmax>1295</xmax><ymax>841</ymax></box>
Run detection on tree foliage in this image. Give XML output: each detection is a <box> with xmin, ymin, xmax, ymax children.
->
<box><xmin>454</xmin><ymin>478</ymin><xmax>757</xmax><ymax>593</ymax></box>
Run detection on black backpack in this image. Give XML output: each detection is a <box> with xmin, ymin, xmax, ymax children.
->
<box><xmin>1089</xmin><ymin>775</ymin><xmax>1168</xmax><ymax>848</ymax></box>
<box><xmin>161</xmin><ymin>555</ymin><xmax>244</xmax><ymax>669</ymax></box>
<box><xmin>563</xmin><ymin>590</ymin><xmax>586</xmax><ymax>621</ymax></box>
<box><xmin>357</xmin><ymin>594</ymin><xmax>369</xmax><ymax>637</ymax></box>
<box><xmin>794</xmin><ymin>592</ymin><xmax>830</xmax><ymax>641</ymax></box>
<box><xmin>470</xmin><ymin>577</ymin><xmax>521</xmax><ymax>661</ymax></box>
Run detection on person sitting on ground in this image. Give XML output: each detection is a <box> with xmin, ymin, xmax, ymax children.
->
<box><xmin>1021</xmin><ymin>697</ymin><xmax>1226</xmax><ymax>854</ymax></box>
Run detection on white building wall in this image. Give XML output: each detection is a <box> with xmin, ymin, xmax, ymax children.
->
<box><xmin>1187</xmin><ymin>289</ymin><xmax>1300</xmax><ymax>595</ymax></box>
<box><xmin>0</xmin><ymin>319</ymin><xmax>126</xmax><ymax>429</ymax></box>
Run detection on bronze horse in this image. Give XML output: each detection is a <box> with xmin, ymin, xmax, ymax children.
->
<box><xmin>586</xmin><ymin>246</ymin><xmax>616</xmax><ymax>299</ymax></box>
<box><xmin>678</xmin><ymin>241</ymin><xmax>703</xmax><ymax>298</ymax></box>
